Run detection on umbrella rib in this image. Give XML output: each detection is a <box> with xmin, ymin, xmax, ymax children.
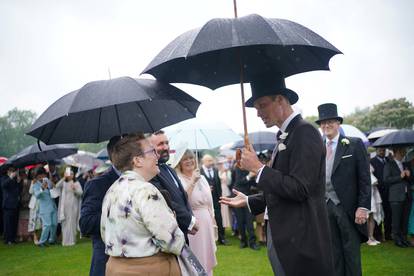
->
<box><xmin>114</xmin><ymin>105</ymin><xmax>123</xmax><ymax>136</ymax></box>
<box><xmin>199</xmin><ymin>129</ymin><xmax>212</xmax><ymax>148</ymax></box>
<box><xmin>96</xmin><ymin>107</ymin><xmax>102</xmax><ymax>143</ymax></box>
<box><xmin>135</xmin><ymin>101</ymin><xmax>155</xmax><ymax>132</ymax></box>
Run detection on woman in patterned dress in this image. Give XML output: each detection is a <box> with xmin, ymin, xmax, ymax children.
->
<box><xmin>101</xmin><ymin>133</ymin><xmax>185</xmax><ymax>276</ymax></box>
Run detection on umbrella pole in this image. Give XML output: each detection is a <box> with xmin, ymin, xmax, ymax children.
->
<box><xmin>195</xmin><ymin>129</ymin><xmax>199</xmax><ymax>169</ymax></box>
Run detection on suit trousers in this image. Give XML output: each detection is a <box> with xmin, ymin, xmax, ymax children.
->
<box><xmin>214</xmin><ymin>206</ymin><xmax>225</xmax><ymax>241</ymax></box>
<box><xmin>327</xmin><ymin>201</ymin><xmax>361</xmax><ymax>276</ymax></box>
<box><xmin>390</xmin><ymin>197</ymin><xmax>411</xmax><ymax>240</ymax></box>
<box><xmin>90</xmin><ymin>237</ymin><xmax>109</xmax><ymax>276</ymax></box>
<box><xmin>235</xmin><ymin>207</ymin><xmax>256</xmax><ymax>245</ymax></box>
<box><xmin>38</xmin><ymin>210</ymin><xmax>57</xmax><ymax>244</ymax></box>
<box><xmin>266</xmin><ymin>223</ymin><xmax>285</xmax><ymax>276</ymax></box>
<box><xmin>3</xmin><ymin>208</ymin><xmax>18</xmax><ymax>243</ymax></box>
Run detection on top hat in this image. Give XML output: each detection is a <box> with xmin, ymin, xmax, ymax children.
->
<box><xmin>315</xmin><ymin>103</ymin><xmax>343</xmax><ymax>125</ymax></box>
<box><xmin>245</xmin><ymin>74</ymin><xmax>298</xmax><ymax>107</ymax></box>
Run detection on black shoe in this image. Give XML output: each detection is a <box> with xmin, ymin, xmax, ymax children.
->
<box><xmin>394</xmin><ymin>240</ymin><xmax>408</xmax><ymax>248</ymax></box>
<box><xmin>48</xmin><ymin>241</ymin><xmax>58</xmax><ymax>245</ymax></box>
<box><xmin>218</xmin><ymin>239</ymin><xmax>230</xmax><ymax>245</ymax></box>
<box><xmin>240</xmin><ymin>242</ymin><xmax>248</xmax><ymax>248</ymax></box>
<box><xmin>401</xmin><ymin>239</ymin><xmax>411</xmax><ymax>247</ymax></box>
<box><xmin>37</xmin><ymin>243</ymin><xmax>47</xmax><ymax>248</ymax></box>
<box><xmin>249</xmin><ymin>243</ymin><xmax>260</xmax><ymax>251</ymax></box>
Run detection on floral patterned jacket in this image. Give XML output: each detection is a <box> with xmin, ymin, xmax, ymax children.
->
<box><xmin>100</xmin><ymin>170</ymin><xmax>185</xmax><ymax>257</ymax></box>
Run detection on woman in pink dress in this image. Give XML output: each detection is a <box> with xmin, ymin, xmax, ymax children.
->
<box><xmin>174</xmin><ymin>149</ymin><xmax>217</xmax><ymax>276</ymax></box>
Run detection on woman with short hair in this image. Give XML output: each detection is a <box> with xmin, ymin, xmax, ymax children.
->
<box><xmin>101</xmin><ymin>133</ymin><xmax>185</xmax><ymax>276</ymax></box>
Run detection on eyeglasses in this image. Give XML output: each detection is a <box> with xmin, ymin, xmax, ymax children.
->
<box><xmin>320</xmin><ymin>120</ymin><xmax>339</xmax><ymax>126</ymax></box>
<box><xmin>141</xmin><ymin>148</ymin><xmax>158</xmax><ymax>157</ymax></box>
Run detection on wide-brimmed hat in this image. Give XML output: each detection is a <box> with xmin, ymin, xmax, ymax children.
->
<box><xmin>245</xmin><ymin>74</ymin><xmax>298</xmax><ymax>107</ymax></box>
<box><xmin>315</xmin><ymin>103</ymin><xmax>343</xmax><ymax>125</ymax></box>
<box><xmin>168</xmin><ymin>142</ymin><xmax>189</xmax><ymax>169</ymax></box>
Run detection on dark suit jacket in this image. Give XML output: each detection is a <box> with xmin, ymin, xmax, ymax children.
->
<box><xmin>79</xmin><ymin>166</ymin><xmax>119</xmax><ymax>276</ymax></box>
<box><xmin>150</xmin><ymin>164</ymin><xmax>193</xmax><ymax>241</ymax></box>
<box><xmin>201</xmin><ymin>167</ymin><xmax>222</xmax><ymax>209</ymax></box>
<box><xmin>1</xmin><ymin>176</ymin><xmax>22</xmax><ymax>209</ymax></box>
<box><xmin>231</xmin><ymin>167</ymin><xmax>255</xmax><ymax>196</ymax></box>
<box><xmin>383</xmin><ymin>160</ymin><xmax>412</xmax><ymax>202</ymax></box>
<box><xmin>248</xmin><ymin>115</ymin><xmax>334</xmax><ymax>276</ymax></box>
<box><xmin>330</xmin><ymin>135</ymin><xmax>371</xmax><ymax>233</ymax></box>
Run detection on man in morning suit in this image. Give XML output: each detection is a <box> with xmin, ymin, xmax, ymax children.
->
<box><xmin>149</xmin><ymin>130</ymin><xmax>198</xmax><ymax>243</ymax></box>
<box><xmin>200</xmin><ymin>154</ymin><xmax>229</xmax><ymax>245</ymax></box>
<box><xmin>79</xmin><ymin>136</ymin><xmax>121</xmax><ymax>276</ymax></box>
<box><xmin>316</xmin><ymin>103</ymin><xmax>371</xmax><ymax>276</ymax></box>
<box><xmin>220</xmin><ymin>74</ymin><xmax>334</xmax><ymax>276</ymax></box>
<box><xmin>370</xmin><ymin>147</ymin><xmax>392</xmax><ymax>241</ymax></box>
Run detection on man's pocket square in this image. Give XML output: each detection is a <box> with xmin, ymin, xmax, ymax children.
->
<box><xmin>341</xmin><ymin>154</ymin><xmax>352</xmax><ymax>159</ymax></box>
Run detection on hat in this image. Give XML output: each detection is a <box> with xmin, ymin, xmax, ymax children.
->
<box><xmin>167</xmin><ymin>142</ymin><xmax>189</xmax><ymax>169</ymax></box>
<box><xmin>245</xmin><ymin>74</ymin><xmax>299</xmax><ymax>107</ymax></box>
<box><xmin>315</xmin><ymin>103</ymin><xmax>343</xmax><ymax>125</ymax></box>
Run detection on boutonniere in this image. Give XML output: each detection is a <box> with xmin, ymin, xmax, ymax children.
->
<box><xmin>278</xmin><ymin>143</ymin><xmax>287</xmax><ymax>151</ymax></box>
<box><xmin>279</xmin><ymin>132</ymin><xmax>289</xmax><ymax>140</ymax></box>
<box><xmin>341</xmin><ymin>138</ymin><xmax>350</xmax><ymax>145</ymax></box>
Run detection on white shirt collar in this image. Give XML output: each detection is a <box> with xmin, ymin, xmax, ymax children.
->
<box><xmin>326</xmin><ymin>133</ymin><xmax>340</xmax><ymax>145</ymax></box>
<box><xmin>280</xmin><ymin>110</ymin><xmax>300</xmax><ymax>133</ymax></box>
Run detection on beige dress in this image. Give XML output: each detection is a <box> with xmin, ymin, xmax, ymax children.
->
<box><xmin>219</xmin><ymin>170</ymin><xmax>232</xmax><ymax>228</ymax></box>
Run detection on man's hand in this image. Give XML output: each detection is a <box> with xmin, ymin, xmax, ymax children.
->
<box><xmin>240</xmin><ymin>144</ymin><xmax>263</xmax><ymax>173</ymax></box>
<box><xmin>404</xmin><ymin>169</ymin><xmax>411</xmax><ymax>178</ymax></box>
<box><xmin>219</xmin><ymin>189</ymin><xmax>248</xmax><ymax>208</ymax></box>
<box><xmin>188</xmin><ymin>221</ymin><xmax>199</xmax><ymax>235</ymax></box>
<box><xmin>355</xmin><ymin>208</ymin><xmax>368</xmax><ymax>225</ymax></box>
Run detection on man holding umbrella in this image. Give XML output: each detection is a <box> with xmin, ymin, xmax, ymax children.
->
<box><xmin>220</xmin><ymin>74</ymin><xmax>334</xmax><ymax>276</ymax></box>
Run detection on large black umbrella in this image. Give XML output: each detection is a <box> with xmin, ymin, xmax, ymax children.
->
<box><xmin>27</xmin><ymin>77</ymin><xmax>200</xmax><ymax>144</ymax></box>
<box><xmin>231</xmin><ymin>131</ymin><xmax>277</xmax><ymax>152</ymax></box>
<box><xmin>142</xmin><ymin>13</ymin><xmax>341</xmax><ymax>145</ymax></box>
<box><xmin>142</xmin><ymin>14</ymin><xmax>341</xmax><ymax>88</ymax></box>
<box><xmin>8</xmin><ymin>142</ymin><xmax>77</xmax><ymax>168</ymax></box>
<box><xmin>372</xmin><ymin>129</ymin><xmax>414</xmax><ymax>148</ymax></box>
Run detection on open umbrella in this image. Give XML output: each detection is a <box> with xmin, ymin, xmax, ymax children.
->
<box><xmin>7</xmin><ymin>142</ymin><xmax>77</xmax><ymax>168</ymax></box>
<box><xmin>163</xmin><ymin>118</ymin><xmax>242</xmax><ymax>150</ymax></box>
<box><xmin>63</xmin><ymin>151</ymin><xmax>103</xmax><ymax>170</ymax></box>
<box><xmin>340</xmin><ymin>124</ymin><xmax>368</xmax><ymax>144</ymax></box>
<box><xmin>231</xmin><ymin>131</ymin><xmax>277</xmax><ymax>152</ymax></box>
<box><xmin>367</xmin><ymin>129</ymin><xmax>398</xmax><ymax>142</ymax></box>
<box><xmin>96</xmin><ymin>148</ymin><xmax>109</xmax><ymax>160</ymax></box>
<box><xmin>0</xmin><ymin>157</ymin><xmax>7</xmax><ymax>166</ymax></box>
<box><xmin>143</xmin><ymin>12</ymin><xmax>341</xmax><ymax>145</ymax></box>
<box><xmin>373</xmin><ymin>129</ymin><xmax>414</xmax><ymax>148</ymax></box>
<box><xmin>27</xmin><ymin>77</ymin><xmax>200</xmax><ymax>144</ymax></box>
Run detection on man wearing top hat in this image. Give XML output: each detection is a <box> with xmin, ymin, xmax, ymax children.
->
<box><xmin>316</xmin><ymin>103</ymin><xmax>371</xmax><ymax>276</ymax></box>
<box><xmin>220</xmin><ymin>74</ymin><xmax>334</xmax><ymax>276</ymax></box>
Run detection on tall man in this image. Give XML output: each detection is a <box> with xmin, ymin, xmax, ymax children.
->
<box><xmin>370</xmin><ymin>147</ymin><xmax>392</xmax><ymax>241</ymax></box>
<box><xmin>220</xmin><ymin>75</ymin><xmax>334</xmax><ymax>276</ymax></box>
<box><xmin>80</xmin><ymin>136</ymin><xmax>121</xmax><ymax>276</ymax></box>
<box><xmin>316</xmin><ymin>103</ymin><xmax>371</xmax><ymax>276</ymax></box>
<box><xmin>149</xmin><ymin>130</ymin><xmax>198</xmax><ymax>243</ymax></box>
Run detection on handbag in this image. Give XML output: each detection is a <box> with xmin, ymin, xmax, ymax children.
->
<box><xmin>177</xmin><ymin>244</ymin><xmax>208</xmax><ymax>276</ymax></box>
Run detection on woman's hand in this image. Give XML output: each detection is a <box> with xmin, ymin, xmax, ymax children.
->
<box><xmin>191</xmin><ymin>169</ymin><xmax>201</xmax><ymax>185</ymax></box>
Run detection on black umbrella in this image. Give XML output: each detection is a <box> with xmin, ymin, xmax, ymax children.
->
<box><xmin>372</xmin><ymin>129</ymin><xmax>414</xmax><ymax>148</ymax></box>
<box><xmin>231</xmin><ymin>131</ymin><xmax>277</xmax><ymax>152</ymax></box>
<box><xmin>27</xmin><ymin>77</ymin><xmax>200</xmax><ymax>144</ymax></box>
<box><xmin>142</xmin><ymin>14</ymin><xmax>341</xmax><ymax>88</ymax></box>
<box><xmin>142</xmin><ymin>13</ymin><xmax>341</xmax><ymax>145</ymax></box>
<box><xmin>96</xmin><ymin>148</ymin><xmax>109</xmax><ymax>160</ymax></box>
<box><xmin>8</xmin><ymin>142</ymin><xmax>77</xmax><ymax>168</ymax></box>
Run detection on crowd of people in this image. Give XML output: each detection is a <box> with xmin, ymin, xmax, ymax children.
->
<box><xmin>1</xmin><ymin>76</ymin><xmax>414</xmax><ymax>276</ymax></box>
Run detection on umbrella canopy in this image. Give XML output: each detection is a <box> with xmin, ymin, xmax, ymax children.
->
<box><xmin>367</xmin><ymin>128</ymin><xmax>398</xmax><ymax>141</ymax></box>
<box><xmin>373</xmin><ymin>129</ymin><xmax>414</xmax><ymax>148</ymax></box>
<box><xmin>7</xmin><ymin>142</ymin><xmax>77</xmax><ymax>168</ymax></box>
<box><xmin>27</xmin><ymin>77</ymin><xmax>200</xmax><ymax>144</ymax></box>
<box><xmin>63</xmin><ymin>151</ymin><xmax>103</xmax><ymax>171</ymax></box>
<box><xmin>404</xmin><ymin>149</ymin><xmax>414</xmax><ymax>163</ymax></box>
<box><xmin>96</xmin><ymin>148</ymin><xmax>109</xmax><ymax>160</ymax></box>
<box><xmin>163</xmin><ymin>118</ymin><xmax>242</xmax><ymax>150</ymax></box>
<box><xmin>142</xmin><ymin>13</ymin><xmax>341</xmax><ymax>89</ymax></box>
<box><xmin>231</xmin><ymin>131</ymin><xmax>277</xmax><ymax>152</ymax></box>
<box><xmin>340</xmin><ymin>124</ymin><xmax>368</xmax><ymax>144</ymax></box>
<box><xmin>0</xmin><ymin>157</ymin><xmax>7</xmax><ymax>166</ymax></box>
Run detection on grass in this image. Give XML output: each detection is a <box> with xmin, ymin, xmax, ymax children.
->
<box><xmin>0</xmin><ymin>233</ymin><xmax>413</xmax><ymax>275</ymax></box>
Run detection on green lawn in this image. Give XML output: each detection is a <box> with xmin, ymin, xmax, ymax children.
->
<box><xmin>0</xmin><ymin>234</ymin><xmax>413</xmax><ymax>275</ymax></box>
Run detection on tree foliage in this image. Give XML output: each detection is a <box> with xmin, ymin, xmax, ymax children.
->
<box><xmin>0</xmin><ymin>108</ymin><xmax>37</xmax><ymax>157</ymax></box>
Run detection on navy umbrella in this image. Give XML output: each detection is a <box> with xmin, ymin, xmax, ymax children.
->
<box><xmin>7</xmin><ymin>142</ymin><xmax>77</xmax><ymax>168</ymax></box>
<box><xmin>231</xmin><ymin>131</ymin><xmax>277</xmax><ymax>152</ymax></box>
<box><xmin>142</xmin><ymin>14</ymin><xmax>341</xmax><ymax>89</ymax></box>
<box><xmin>372</xmin><ymin>129</ymin><xmax>414</xmax><ymax>148</ymax></box>
<box><xmin>96</xmin><ymin>148</ymin><xmax>109</xmax><ymax>160</ymax></box>
<box><xmin>27</xmin><ymin>77</ymin><xmax>200</xmax><ymax>144</ymax></box>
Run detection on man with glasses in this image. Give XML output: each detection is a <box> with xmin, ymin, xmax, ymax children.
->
<box><xmin>316</xmin><ymin>103</ymin><xmax>371</xmax><ymax>276</ymax></box>
<box><xmin>150</xmin><ymin>130</ymin><xmax>198</xmax><ymax>244</ymax></box>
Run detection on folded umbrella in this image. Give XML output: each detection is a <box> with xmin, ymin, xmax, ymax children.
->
<box><xmin>27</xmin><ymin>77</ymin><xmax>200</xmax><ymax>144</ymax></box>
